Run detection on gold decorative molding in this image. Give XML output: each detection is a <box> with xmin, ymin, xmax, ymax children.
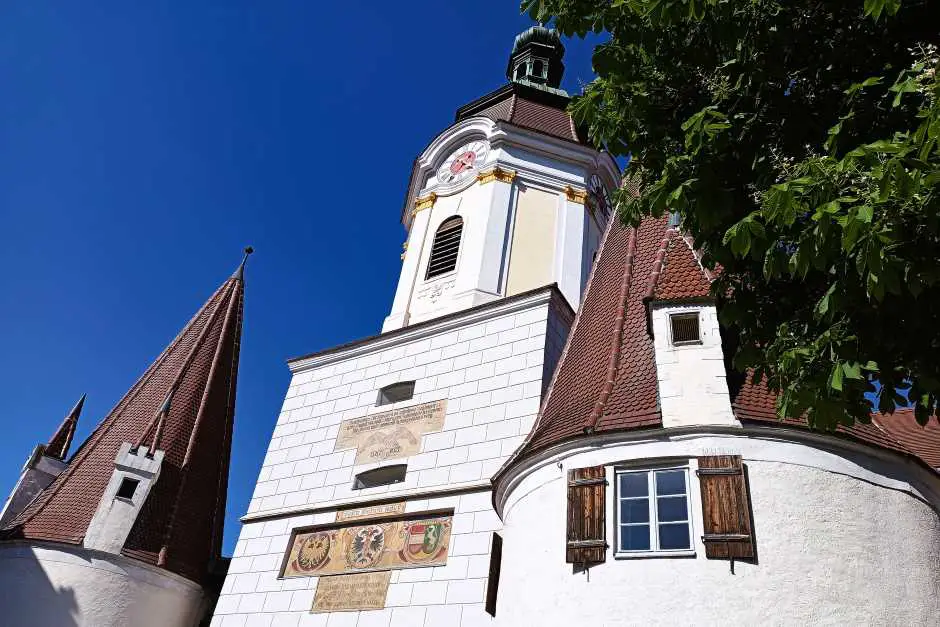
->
<box><xmin>412</xmin><ymin>192</ymin><xmax>437</xmax><ymax>216</ymax></box>
<box><xmin>400</xmin><ymin>241</ymin><xmax>408</xmax><ymax>261</ymax></box>
<box><xmin>565</xmin><ymin>186</ymin><xmax>588</xmax><ymax>204</ymax></box>
<box><xmin>477</xmin><ymin>166</ymin><xmax>517</xmax><ymax>185</ymax></box>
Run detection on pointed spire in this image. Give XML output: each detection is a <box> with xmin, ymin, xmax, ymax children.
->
<box><xmin>232</xmin><ymin>246</ymin><xmax>253</xmax><ymax>281</ymax></box>
<box><xmin>2</xmin><ymin>260</ymin><xmax>246</xmax><ymax>583</ymax></box>
<box><xmin>45</xmin><ymin>394</ymin><xmax>85</xmax><ymax>461</ymax></box>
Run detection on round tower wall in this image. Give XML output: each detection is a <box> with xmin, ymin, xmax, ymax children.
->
<box><xmin>0</xmin><ymin>542</ymin><xmax>207</xmax><ymax>627</ymax></box>
<box><xmin>496</xmin><ymin>432</ymin><xmax>940</xmax><ymax>626</ymax></box>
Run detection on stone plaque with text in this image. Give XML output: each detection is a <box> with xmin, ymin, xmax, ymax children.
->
<box><xmin>334</xmin><ymin>400</ymin><xmax>446</xmax><ymax>464</ymax></box>
<box><xmin>311</xmin><ymin>571</ymin><xmax>391</xmax><ymax>612</ymax></box>
<box><xmin>336</xmin><ymin>502</ymin><xmax>406</xmax><ymax>522</ymax></box>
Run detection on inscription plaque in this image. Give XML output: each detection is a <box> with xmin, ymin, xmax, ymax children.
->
<box><xmin>311</xmin><ymin>571</ymin><xmax>391</xmax><ymax>612</ymax></box>
<box><xmin>334</xmin><ymin>400</ymin><xmax>446</xmax><ymax>464</ymax></box>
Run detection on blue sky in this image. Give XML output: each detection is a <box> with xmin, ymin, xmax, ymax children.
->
<box><xmin>0</xmin><ymin>1</ymin><xmax>602</xmax><ymax>554</ymax></box>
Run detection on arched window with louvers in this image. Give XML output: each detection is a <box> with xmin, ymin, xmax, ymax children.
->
<box><xmin>426</xmin><ymin>216</ymin><xmax>463</xmax><ymax>279</ymax></box>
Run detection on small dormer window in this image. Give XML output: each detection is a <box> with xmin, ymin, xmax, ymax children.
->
<box><xmin>670</xmin><ymin>313</ymin><xmax>701</xmax><ymax>345</ymax></box>
<box><xmin>377</xmin><ymin>381</ymin><xmax>415</xmax><ymax>406</ymax></box>
<box><xmin>353</xmin><ymin>464</ymin><xmax>407</xmax><ymax>489</ymax></box>
<box><xmin>116</xmin><ymin>477</ymin><xmax>139</xmax><ymax>500</ymax></box>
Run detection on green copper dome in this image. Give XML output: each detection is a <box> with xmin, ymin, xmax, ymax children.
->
<box><xmin>506</xmin><ymin>25</ymin><xmax>566</xmax><ymax>92</ymax></box>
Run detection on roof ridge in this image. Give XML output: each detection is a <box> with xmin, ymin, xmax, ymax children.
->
<box><xmin>158</xmin><ymin>281</ymin><xmax>242</xmax><ymax>567</ymax></box>
<box><xmin>45</xmin><ymin>393</ymin><xmax>85</xmax><ymax>461</ymax></box>
<box><xmin>585</xmin><ymin>226</ymin><xmax>638</xmax><ymax>432</ymax></box>
<box><xmin>504</xmin><ymin>216</ymin><xmax>619</xmax><ymax>463</ymax></box>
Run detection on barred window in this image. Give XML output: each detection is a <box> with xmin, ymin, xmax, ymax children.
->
<box><xmin>426</xmin><ymin>217</ymin><xmax>463</xmax><ymax>279</ymax></box>
<box><xmin>670</xmin><ymin>312</ymin><xmax>701</xmax><ymax>345</ymax></box>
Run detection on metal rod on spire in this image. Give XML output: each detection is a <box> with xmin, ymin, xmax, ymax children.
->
<box><xmin>232</xmin><ymin>246</ymin><xmax>254</xmax><ymax>281</ymax></box>
<box><xmin>149</xmin><ymin>389</ymin><xmax>175</xmax><ymax>456</ymax></box>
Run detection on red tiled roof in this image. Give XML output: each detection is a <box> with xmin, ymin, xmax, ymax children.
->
<box><xmin>873</xmin><ymin>409</ymin><xmax>940</xmax><ymax>468</ymax></box>
<box><xmin>647</xmin><ymin>230</ymin><xmax>714</xmax><ymax>301</ymax></box>
<box><xmin>458</xmin><ymin>83</ymin><xmax>583</xmax><ymax>143</ymax></box>
<box><xmin>45</xmin><ymin>394</ymin><xmax>85</xmax><ymax>461</ymax></box>
<box><xmin>733</xmin><ymin>373</ymin><xmax>938</xmax><ymax>469</ymax></box>
<box><xmin>498</xmin><ymin>213</ymin><xmax>940</xmax><ymax>481</ymax></box>
<box><xmin>1</xmin><ymin>263</ymin><xmax>246</xmax><ymax>584</ymax></box>
<box><xmin>505</xmin><ymin>216</ymin><xmax>676</xmax><ymax>464</ymax></box>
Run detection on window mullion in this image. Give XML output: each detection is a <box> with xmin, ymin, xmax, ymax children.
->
<box><xmin>648</xmin><ymin>471</ymin><xmax>659</xmax><ymax>551</ymax></box>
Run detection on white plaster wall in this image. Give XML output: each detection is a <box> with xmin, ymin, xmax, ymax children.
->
<box><xmin>0</xmin><ymin>450</ymin><xmax>66</xmax><ymax>526</ymax></box>
<box><xmin>497</xmin><ymin>432</ymin><xmax>940</xmax><ymax>627</ymax></box>
<box><xmin>0</xmin><ymin>542</ymin><xmax>207</xmax><ymax>627</ymax></box>
<box><xmin>651</xmin><ymin>303</ymin><xmax>738</xmax><ymax>428</ymax></box>
<box><xmin>213</xmin><ymin>291</ymin><xmax>573</xmax><ymax>627</ymax></box>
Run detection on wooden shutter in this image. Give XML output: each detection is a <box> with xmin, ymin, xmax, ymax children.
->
<box><xmin>484</xmin><ymin>533</ymin><xmax>502</xmax><ymax>616</ymax></box>
<box><xmin>696</xmin><ymin>455</ymin><xmax>755</xmax><ymax>559</ymax></box>
<box><xmin>565</xmin><ymin>465</ymin><xmax>607</xmax><ymax>564</ymax></box>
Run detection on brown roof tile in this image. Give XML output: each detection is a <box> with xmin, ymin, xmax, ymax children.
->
<box><xmin>498</xmin><ymin>212</ymin><xmax>939</xmax><ymax>481</ymax></box>
<box><xmin>458</xmin><ymin>84</ymin><xmax>583</xmax><ymax>143</ymax></box>
<box><xmin>1</xmin><ymin>263</ymin><xmax>246</xmax><ymax>583</ymax></box>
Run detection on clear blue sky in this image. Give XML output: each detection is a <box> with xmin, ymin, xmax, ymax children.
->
<box><xmin>0</xmin><ymin>1</ymin><xmax>602</xmax><ymax>554</ymax></box>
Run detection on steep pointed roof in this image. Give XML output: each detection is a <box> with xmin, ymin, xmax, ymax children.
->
<box><xmin>495</xmin><ymin>213</ymin><xmax>939</xmax><ymax>485</ymax></box>
<box><xmin>1</xmin><ymin>256</ymin><xmax>248</xmax><ymax>584</ymax></box>
<box><xmin>45</xmin><ymin>394</ymin><xmax>85</xmax><ymax>461</ymax></box>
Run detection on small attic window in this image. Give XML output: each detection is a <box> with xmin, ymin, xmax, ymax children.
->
<box><xmin>668</xmin><ymin>211</ymin><xmax>681</xmax><ymax>227</ymax></box>
<box><xmin>377</xmin><ymin>381</ymin><xmax>415</xmax><ymax>406</ymax></box>
<box><xmin>533</xmin><ymin>59</ymin><xmax>545</xmax><ymax>77</ymax></box>
<box><xmin>353</xmin><ymin>465</ymin><xmax>407</xmax><ymax>490</ymax></box>
<box><xmin>670</xmin><ymin>313</ymin><xmax>701</xmax><ymax>345</ymax></box>
<box><xmin>116</xmin><ymin>477</ymin><xmax>139</xmax><ymax>500</ymax></box>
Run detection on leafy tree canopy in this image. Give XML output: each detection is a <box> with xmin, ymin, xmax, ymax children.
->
<box><xmin>523</xmin><ymin>0</ymin><xmax>940</xmax><ymax>427</ymax></box>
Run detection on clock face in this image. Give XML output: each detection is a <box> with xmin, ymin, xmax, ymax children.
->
<box><xmin>589</xmin><ymin>174</ymin><xmax>613</xmax><ymax>219</ymax></box>
<box><xmin>437</xmin><ymin>139</ymin><xmax>489</xmax><ymax>185</ymax></box>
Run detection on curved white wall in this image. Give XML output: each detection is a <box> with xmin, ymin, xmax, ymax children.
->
<box><xmin>497</xmin><ymin>432</ymin><xmax>940</xmax><ymax>626</ymax></box>
<box><xmin>0</xmin><ymin>542</ymin><xmax>207</xmax><ymax>627</ymax></box>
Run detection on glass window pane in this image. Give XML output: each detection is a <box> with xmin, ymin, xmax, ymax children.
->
<box><xmin>619</xmin><ymin>498</ymin><xmax>649</xmax><ymax>524</ymax></box>
<box><xmin>655</xmin><ymin>470</ymin><xmax>686</xmax><ymax>496</ymax></box>
<box><xmin>619</xmin><ymin>473</ymin><xmax>648</xmax><ymax>498</ymax></box>
<box><xmin>656</xmin><ymin>495</ymin><xmax>688</xmax><ymax>522</ymax></box>
<box><xmin>620</xmin><ymin>525</ymin><xmax>650</xmax><ymax>551</ymax></box>
<box><xmin>658</xmin><ymin>523</ymin><xmax>691</xmax><ymax>550</ymax></box>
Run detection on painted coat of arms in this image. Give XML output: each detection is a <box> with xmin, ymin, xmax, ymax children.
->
<box><xmin>282</xmin><ymin>515</ymin><xmax>453</xmax><ymax>578</ymax></box>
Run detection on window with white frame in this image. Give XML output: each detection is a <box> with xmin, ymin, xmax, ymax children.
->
<box><xmin>616</xmin><ymin>466</ymin><xmax>692</xmax><ymax>554</ymax></box>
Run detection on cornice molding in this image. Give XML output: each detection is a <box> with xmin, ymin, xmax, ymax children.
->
<box><xmin>564</xmin><ymin>185</ymin><xmax>588</xmax><ymax>204</ymax></box>
<box><xmin>288</xmin><ymin>285</ymin><xmax>561</xmax><ymax>373</ymax></box>
<box><xmin>412</xmin><ymin>192</ymin><xmax>437</xmax><ymax>216</ymax></box>
<box><xmin>493</xmin><ymin>423</ymin><xmax>940</xmax><ymax>517</ymax></box>
<box><xmin>477</xmin><ymin>166</ymin><xmax>517</xmax><ymax>185</ymax></box>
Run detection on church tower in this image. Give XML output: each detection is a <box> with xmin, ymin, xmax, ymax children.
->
<box><xmin>0</xmin><ymin>252</ymin><xmax>250</xmax><ymax>627</ymax></box>
<box><xmin>213</xmin><ymin>26</ymin><xmax>617</xmax><ymax>627</ymax></box>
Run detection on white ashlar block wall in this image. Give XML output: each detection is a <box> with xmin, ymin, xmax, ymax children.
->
<box><xmin>213</xmin><ymin>287</ymin><xmax>572</xmax><ymax>627</ymax></box>
<box><xmin>650</xmin><ymin>302</ymin><xmax>739</xmax><ymax>429</ymax></box>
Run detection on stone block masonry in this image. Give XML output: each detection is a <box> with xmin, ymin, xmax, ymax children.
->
<box><xmin>213</xmin><ymin>287</ymin><xmax>573</xmax><ymax>627</ymax></box>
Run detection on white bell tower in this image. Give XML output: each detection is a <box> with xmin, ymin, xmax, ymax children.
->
<box><xmin>214</xmin><ymin>26</ymin><xmax>620</xmax><ymax>627</ymax></box>
<box><xmin>383</xmin><ymin>28</ymin><xmax>618</xmax><ymax>331</ymax></box>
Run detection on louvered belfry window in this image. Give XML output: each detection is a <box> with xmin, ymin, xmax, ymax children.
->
<box><xmin>426</xmin><ymin>217</ymin><xmax>463</xmax><ymax>279</ymax></box>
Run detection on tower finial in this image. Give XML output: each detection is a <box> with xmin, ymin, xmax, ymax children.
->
<box><xmin>233</xmin><ymin>246</ymin><xmax>254</xmax><ymax>281</ymax></box>
<box><xmin>45</xmin><ymin>393</ymin><xmax>86</xmax><ymax>460</ymax></box>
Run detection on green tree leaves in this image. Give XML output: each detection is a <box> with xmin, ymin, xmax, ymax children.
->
<box><xmin>528</xmin><ymin>0</ymin><xmax>940</xmax><ymax>428</ymax></box>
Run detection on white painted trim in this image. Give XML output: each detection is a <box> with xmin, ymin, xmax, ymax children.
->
<box><xmin>289</xmin><ymin>286</ymin><xmax>556</xmax><ymax>373</ymax></box>
<box><xmin>240</xmin><ymin>481</ymin><xmax>492</xmax><ymax>523</ymax></box>
<box><xmin>495</xmin><ymin>425</ymin><xmax>940</xmax><ymax>517</ymax></box>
